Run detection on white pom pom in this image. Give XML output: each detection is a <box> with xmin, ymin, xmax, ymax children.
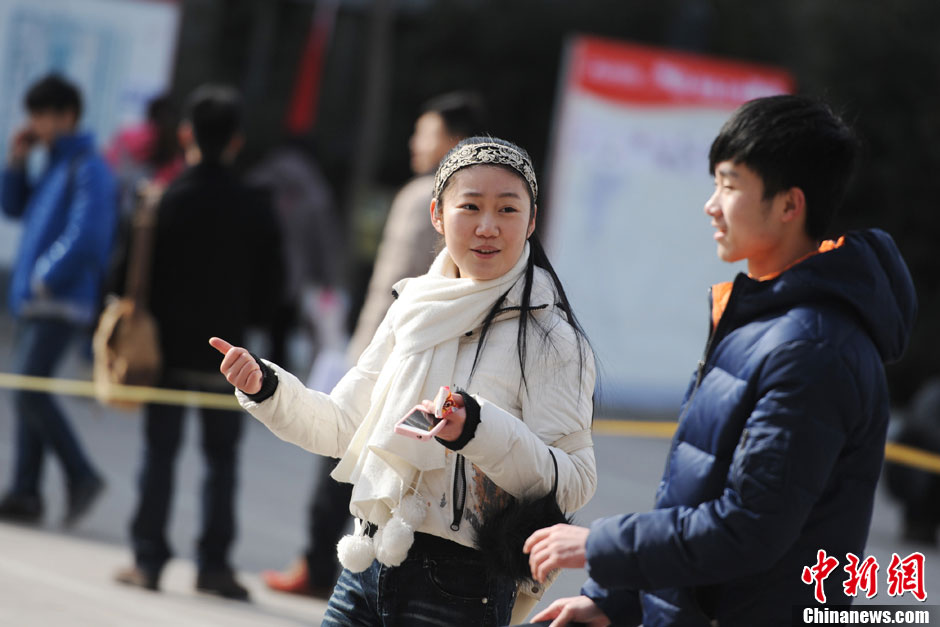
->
<box><xmin>375</xmin><ymin>516</ymin><xmax>414</xmax><ymax>567</ymax></box>
<box><xmin>397</xmin><ymin>494</ymin><xmax>428</xmax><ymax>528</ymax></box>
<box><xmin>337</xmin><ymin>533</ymin><xmax>375</xmax><ymax>573</ymax></box>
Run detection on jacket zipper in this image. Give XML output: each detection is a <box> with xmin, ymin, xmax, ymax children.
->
<box><xmin>663</xmin><ymin>278</ymin><xmax>742</xmax><ymax>482</ymax></box>
<box><xmin>451</xmin><ymin>454</ymin><xmax>467</xmax><ymax>531</ymax></box>
<box><xmin>657</xmin><ymin>288</ymin><xmax>734</xmax><ymax>486</ymax></box>
<box><xmin>677</xmin><ymin>286</ymin><xmax>722</xmax><ymax>425</ymax></box>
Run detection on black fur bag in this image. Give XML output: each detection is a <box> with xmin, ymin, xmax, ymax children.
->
<box><xmin>473</xmin><ymin>450</ymin><xmax>572</xmax><ymax>582</ymax></box>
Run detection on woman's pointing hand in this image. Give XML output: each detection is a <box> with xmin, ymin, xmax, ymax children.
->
<box><xmin>210</xmin><ymin>337</ymin><xmax>263</xmax><ymax>395</ymax></box>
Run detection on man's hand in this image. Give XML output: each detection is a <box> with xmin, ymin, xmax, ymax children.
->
<box><xmin>9</xmin><ymin>126</ymin><xmax>36</xmax><ymax>166</ymax></box>
<box><xmin>530</xmin><ymin>595</ymin><xmax>610</xmax><ymax>627</ymax></box>
<box><xmin>524</xmin><ymin>523</ymin><xmax>590</xmax><ymax>583</ymax></box>
<box><xmin>209</xmin><ymin>337</ymin><xmax>262</xmax><ymax>395</ymax></box>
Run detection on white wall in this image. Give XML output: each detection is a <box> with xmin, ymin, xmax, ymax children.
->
<box><xmin>543</xmin><ymin>37</ymin><xmax>790</xmax><ymax>412</ymax></box>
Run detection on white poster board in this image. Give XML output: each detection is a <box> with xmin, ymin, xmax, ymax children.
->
<box><xmin>544</xmin><ymin>37</ymin><xmax>792</xmax><ymax>413</ymax></box>
<box><xmin>0</xmin><ymin>0</ymin><xmax>180</xmax><ymax>267</ymax></box>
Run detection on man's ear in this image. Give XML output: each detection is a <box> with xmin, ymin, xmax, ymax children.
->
<box><xmin>223</xmin><ymin>132</ymin><xmax>245</xmax><ymax>163</ymax></box>
<box><xmin>63</xmin><ymin>109</ymin><xmax>79</xmax><ymax>132</ymax></box>
<box><xmin>430</xmin><ymin>198</ymin><xmax>444</xmax><ymax>235</ymax></box>
<box><xmin>178</xmin><ymin>122</ymin><xmax>194</xmax><ymax>149</ymax></box>
<box><xmin>780</xmin><ymin>187</ymin><xmax>806</xmax><ymax>224</ymax></box>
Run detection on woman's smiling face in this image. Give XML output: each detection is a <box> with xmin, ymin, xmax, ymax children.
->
<box><xmin>431</xmin><ymin>165</ymin><xmax>536</xmax><ymax>281</ymax></box>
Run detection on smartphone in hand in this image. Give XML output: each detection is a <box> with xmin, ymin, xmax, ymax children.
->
<box><xmin>14</xmin><ymin>127</ymin><xmax>38</xmax><ymax>148</ymax></box>
<box><xmin>394</xmin><ymin>386</ymin><xmax>455</xmax><ymax>441</ymax></box>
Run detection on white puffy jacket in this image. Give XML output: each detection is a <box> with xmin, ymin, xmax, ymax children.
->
<box><xmin>237</xmin><ymin>283</ymin><xmax>597</xmax><ymax>570</ymax></box>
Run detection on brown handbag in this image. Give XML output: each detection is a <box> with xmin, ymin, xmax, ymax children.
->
<box><xmin>92</xmin><ymin>186</ymin><xmax>163</xmax><ymax>409</ymax></box>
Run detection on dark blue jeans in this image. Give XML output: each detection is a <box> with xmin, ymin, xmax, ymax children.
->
<box><xmin>322</xmin><ymin>533</ymin><xmax>516</xmax><ymax>626</ymax></box>
<box><xmin>129</xmin><ymin>400</ymin><xmax>243</xmax><ymax>575</ymax></box>
<box><xmin>10</xmin><ymin>317</ymin><xmax>98</xmax><ymax>496</ymax></box>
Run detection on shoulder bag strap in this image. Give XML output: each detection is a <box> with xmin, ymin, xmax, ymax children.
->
<box><xmin>124</xmin><ymin>186</ymin><xmax>161</xmax><ymax>308</ymax></box>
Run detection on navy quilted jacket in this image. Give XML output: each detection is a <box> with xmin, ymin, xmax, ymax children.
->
<box><xmin>582</xmin><ymin>230</ymin><xmax>916</xmax><ymax>626</ymax></box>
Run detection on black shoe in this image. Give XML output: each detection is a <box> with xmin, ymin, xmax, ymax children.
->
<box><xmin>114</xmin><ymin>565</ymin><xmax>160</xmax><ymax>591</ymax></box>
<box><xmin>0</xmin><ymin>492</ymin><xmax>43</xmax><ymax>524</ymax></box>
<box><xmin>64</xmin><ymin>474</ymin><xmax>105</xmax><ymax>528</ymax></box>
<box><xmin>196</xmin><ymin>568</ymin><xmax>250</xmax><ymax>601</ymax></box>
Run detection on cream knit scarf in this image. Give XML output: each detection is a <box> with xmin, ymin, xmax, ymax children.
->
<box><xmin>331</xmin><ymin>243</ymin><xmax>531</xmax><ymax>566</ymax></box>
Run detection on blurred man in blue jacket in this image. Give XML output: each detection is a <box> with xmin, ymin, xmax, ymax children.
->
<box><xmin>525</xmin><ymin>95</ymin><xmax>917</xmax><ymax>626</ymax></box>
<box><xmin>0</xmin><ymin>74</ymin><xmax>116</xmax><ymax>526</ymax></box>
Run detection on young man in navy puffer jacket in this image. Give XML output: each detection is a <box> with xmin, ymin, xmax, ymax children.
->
<box><xmin>525</xmin><ymin>95</ymin><xmax>918</xmax><ymax>627</ymax></box>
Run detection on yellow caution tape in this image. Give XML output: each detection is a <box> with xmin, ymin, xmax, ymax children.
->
<box><xmin>0</xmin><ymin>372</ymin><xmax>938</xmax><ymax>475</ymax></box>
<box><xmin>884</xmin><ymin>441</ymin><xmax>940</xmax><ymax>475</ymax></box>
<box><xmin>592</xmin><ymin>419</ymin><xmax>940</xmax><ymax>475</ymax></box>
<box><xmin>594</xmin><ymin>418</ymin><xmax>678</xmax><ymax>439</ymax></box>
<box><xmin>0</xmin><ymin>372</ymin><xmax>240</xmax><ymax>411</ymax></box>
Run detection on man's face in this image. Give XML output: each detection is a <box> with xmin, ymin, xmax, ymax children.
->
<box><xmin>27</xmin><ymin>109</ymin><xmax>76</xmax><ymax>146</ymax></box>
<box><xmin>704</xmin><ymin>161</ymin><xmax>787</xmax><ymax>275</ymax></box>
<box><xmin>409</xmin><ymin>111</ymin><xmax>458</xmax><ymax>175</ymax></box>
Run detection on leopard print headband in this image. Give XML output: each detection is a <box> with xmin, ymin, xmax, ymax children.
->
<box><xmin>433</xmin><ymin>141</ymin><xmax>538</xmax><ymax>203</ymax></box>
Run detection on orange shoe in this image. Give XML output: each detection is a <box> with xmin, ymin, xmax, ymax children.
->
<box><xmin>262</xmin><ymin>557</ymin><xmax>308</xmax><ymax>592</ymax></box>
<box><xmin>262</xmin><ymin>558</ymin><xmax>333</xmax><ymax>599</ymax></box>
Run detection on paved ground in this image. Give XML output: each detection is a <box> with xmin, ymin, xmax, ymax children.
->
<box><xmin>0</xmin><ymin>313</ymin><xmax>936</xmax><ymax>625</ymax></box>
<box><xmin>0</xmin><ymin>523</ymin><xmax>321</xmax><ymax>626</ymax></box>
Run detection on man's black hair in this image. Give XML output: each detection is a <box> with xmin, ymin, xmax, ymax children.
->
<box><xmin>184</xmin><ymin>85</ymin><xmax>242</xmax><ymax>163</ymax></box>
<box><xmin>25</xmin><ymin>74</ymin><xmax>82</xmax><ymax>119</ymax></box>
<box><xmin>147</xmin><ymin>93</ymin><xmax>175</xmax><ymax>126</ymax></box>
<box><xmin>708</xmin><ymin>94</ymin><xmax>859</xmax><ymax>241</ymax></box>
<box><xmin>146</xmin><ymin>93</ymin><xmax>180</xmax><ymax>168</ymax></box>
<box><xmin>421</xmin><ymin>91</ymin><xmax>488</xmax><ymax>139</ymax></box>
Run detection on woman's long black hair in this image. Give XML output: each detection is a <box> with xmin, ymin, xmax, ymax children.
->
<box><xmin>471</xmin><ymin>233</ymin><xmax>592</xmax><ymax>396</ymax></box>
<box><xmin>436</xmin><ymin>137</ymin><xmax>593</xmax><ymax>398</ymax></box>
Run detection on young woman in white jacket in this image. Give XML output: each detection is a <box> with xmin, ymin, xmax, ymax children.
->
<box><xmin>211</xmin><ymin>136</ymin><xmax>596</xmax><ymax>626</ymax></box>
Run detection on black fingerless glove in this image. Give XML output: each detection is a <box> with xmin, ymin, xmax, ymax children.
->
<box><xmin>244</xmin><ymin>353</ymin><xmax>279</xmax><ymax>403</ymax></box>
<box><xmin>436</xmin><ymin>388</ymin><xmax>480</xmax><ymax>451</ymax></box>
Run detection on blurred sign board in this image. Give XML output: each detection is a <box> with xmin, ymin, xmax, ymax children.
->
<box><xmin>0</xmin><ymin>0</ymin><xmax>179</xmax><ymax>268</ymax></box>
<box><xmin>544</xmin><ymin>36</ymin><xmax>793</xmax><ymax>413</ymax></box>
